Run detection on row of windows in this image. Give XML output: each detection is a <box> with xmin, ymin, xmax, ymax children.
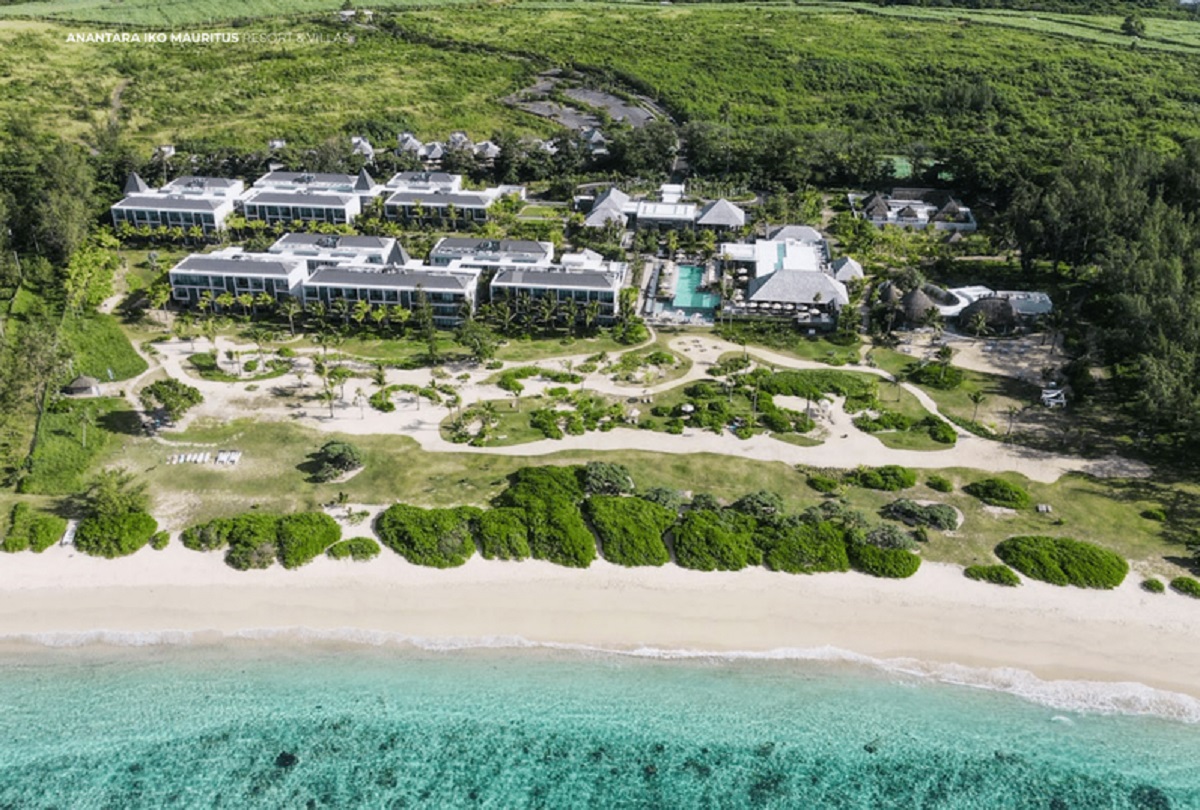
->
<box><xmin>244</xmin><ymin>205</ymin><xmax>349</xmax><ymax>224</ymax></box>
<box><xmin>493</xmin><ymin>288</ymin><xmax>615</xmax><ymax>303</ymax></box>
<box><xmin>385</xmin><ymin>205</ymin><xmax>488</xmax><ymax>221</ymax></box>
<box><xmin>114</xmin><ymin>209</ymin><xmax>218</xmax><ymax>227</ymax></box>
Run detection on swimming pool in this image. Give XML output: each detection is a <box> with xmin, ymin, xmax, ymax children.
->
<box><xmin>672</xmin><ymin>265</ymin><xmax>720</xmax><ymax>310</ymax></box>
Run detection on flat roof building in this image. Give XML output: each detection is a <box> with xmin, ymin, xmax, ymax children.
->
<box><xmin>266</xmin><ymin>232</ymin><xmax>408</xmax><ymax>269</ymax></box>
<box><xmin>111</xmin><ymin>172</ymin><xmax>244</xmax><ymax>234</ymax></box>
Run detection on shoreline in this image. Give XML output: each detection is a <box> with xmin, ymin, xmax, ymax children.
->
<box><xmin>1</xmin><ymin>545</ymin><xmax>1198</xmax><ymax>714</ymax></box>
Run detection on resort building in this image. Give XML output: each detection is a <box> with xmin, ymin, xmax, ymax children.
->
<box><xmin>385</xmin><ymin>171</ymin><xmax>464</xmax><ymax>196</ymax></box>
<box><xmin>240</xmin><ymin>188</ymin><xmax>362</xmax><ymax>226</ymax></box>
<box><xmin>266</xmin><ymin>233</ymin><xmax>408</xmax><ymax>270</ymax></box>
<box><xmin>427</xmin><ymin>237</ymin><xmax>555</xmax><ymax>270</ymax></box>
<box><xmin>382</xmin><ymin>182</ymin><xmax>525</xmax><ymax>228</ymax></box>
<box><xmin>167</xmin><ymin>253</ymin><xmax>308</xmax><ymax>306</ymax></box>
<box><xmin>301</xmin><ymin>267</ymin><xmax>478</xmax><ymax>326</ymax></box>
<box><xmin>718</xmin><ymin>228</ymin><xmax>848</xmax><ymax>330</ymax></box>
<box><xmin>490</xmin><ymin>267</ymin><xmax>625</xmax><ymax>324</ymax></box>
<box><xmin>110</xmin><ymin>173</ymin><xmax>244</xmax><ymax>234</ymax></box>
<box><xmin>251</xmin><ymin>169</ymin><xmax>381</xmax><ymax>202</ymax></box>
<box><xmin>580</xmin><ymin>184</ymin><xmax>745</xmax><ymax>231</ymax></box>
<box><xmin>848</xmin><ymin>188</ymin><xmax>977</xmax><ymax>232</ymax></box>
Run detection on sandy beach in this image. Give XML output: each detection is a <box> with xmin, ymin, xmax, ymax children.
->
<box><xmin>2</xmin><ymin>543</ymin><xmax>1197</xmax><ymax>711</ymax></box>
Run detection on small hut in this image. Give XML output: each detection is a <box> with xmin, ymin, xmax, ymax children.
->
<box><xmin>64</xmin><ymin>375</ymin><xmax>100</xmax><ymax>397</ymax></box>
<box><xmin>900</xmin><ymin>288</ymin><xmax>938</xmax><ymax>326</ymax></box>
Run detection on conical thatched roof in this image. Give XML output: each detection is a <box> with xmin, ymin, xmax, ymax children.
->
<box><xmin>921</xmin><ymin>283</ymin><xmax>956</xmax><ymax>307</ymax></box>
<box><xmin>878</xmin><ymin>281</ymin><xmax>903</xmax><ymax>306</ymax></box>
<box><xmin>901</xmin><ymin>288</ymin><xmax>938</xmax><ymax>324</ymax></box>
<box><xmin>961</xmin><ymin>297</ymin><xmax>1019</xmax><ymax>331</ymax></box>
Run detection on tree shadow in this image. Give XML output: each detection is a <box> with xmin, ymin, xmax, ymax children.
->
<box><xmin>98</xmin><ymin>409</ymin><xmax>146</xmax><ymax>437</ymax></box>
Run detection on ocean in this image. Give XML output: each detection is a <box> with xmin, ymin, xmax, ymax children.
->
<box><xmin>0</xmin><ymin>635</ymin><xmax>1197</xmax><ymax>808</ymax></box>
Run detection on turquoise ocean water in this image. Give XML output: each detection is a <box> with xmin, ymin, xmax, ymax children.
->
<box><xmin>0</xmin><ymin>636</ymin><xmax>1198</xmax><ymax>808</ymax></box>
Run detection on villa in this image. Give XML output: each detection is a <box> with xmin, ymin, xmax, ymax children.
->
<box><xmin>240</xmin><ymin>189</ymin><xmax>361</xmax><ymax>226</ymax></box>
<box><xmin>110</xmin><ymin>173</ymin><xmax>243</xmax><ymax>234</ymax></box>
<box><xmin>848</xmin><ymin>188</ymin><xmax>977</xmax><ymax>232</ymax></box>
<box><xmin>382</xmin><ymin>181</ymin><xmax>525</xmax><ymax>227</ymax></box>
<box><xmin>580</xmin><ymin>184</ymin><xmax>746</xmax><ymax>231</ymax></box>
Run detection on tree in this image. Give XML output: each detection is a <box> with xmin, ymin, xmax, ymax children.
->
<box><xmin>969</xmin><ymin>390</ymin><xmax>987</xmax><ymax>422</ymax></box>
<box><xmin>280</xmin><ymin>297</ymin><xmax>303</xmax><ymax>336</ymax></box>
<box><xmin>308</xmin><ymin>440</ymin><xmax>364</xmax><ymax>482</ymax></box>
<box><xmin>455</xmin><ymin>318</ymin><xmax>497</xmax><ymax>363</ymax></box>
<box><xmin>81</xmin><ymin>469</ymin><xmax>149</xmax><ymax>521</ymax></box>
<box><xmin>329</xmin><ymin>364</ymin><xmax>353</xmax><ymax>401</ymax></box>
<box><xmin>140</xmin><ymin>379</ymin><xmax>203</xmax><ymax>421</ymax></box>
<box><xmin>33</xmin><ymin>142</ymin><xmax>97</xmax><ymax>264</ymax></box>
<box><xmin>62</xmin><ymin>242</ymin><xmax>118</xmax><ymax>314</ymax></box>
<box><xmin>1121</xmin><ymin>14</ymin><xmax>1145</xmax><ymax>37</ymax></box>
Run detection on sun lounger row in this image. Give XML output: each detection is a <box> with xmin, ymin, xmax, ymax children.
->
<box><xmin>166</xmin><ymin>451</ymin><xmax>242</xmax><ymax>465</ymax></box>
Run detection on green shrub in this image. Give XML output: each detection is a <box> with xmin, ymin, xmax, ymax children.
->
<box><xmin>326</xmin><ymin>537</ymin><xmax>381</xmax><ymax>561</ymax></box>
<box><xmin>1141</xmin><ymin>578</ymin><xmax>1165</xmax><ymax>594</ymax></box>
<box><xmin>806</xmin><ymin>473</ymin><xmax>840</xmax><ymax>494</ymax></box>
<box><xmin>308</xmin><ymin>440</ymin><xmax>364</xmax><ymax>483</ymax></box>
<box><xmin>673</xmin><ymin>510</ymin><xmax>761</xmax><ymax>571</ymax></box>
<box><xmin>964</xmin><ymin>478</ymin><xmax>1032</xmax><ymax>509</ymax></box>
<box><xmin>845</xmin><ymin>465</ymin><xmax>916</xmax><ymax>492</ymax></box>
<box><xmin>1170</xmin><ymin>576</ymin><xmax>1200</xmax><ymax>599</ymax></box>
<box><xmin>905</xmin><ymin>362</ymin><xmax>965</xmax><ymax>390</ymax></box>
<box><xmin>964</xmin><ymin>564</ymin><xmax>1020</xmax><ymax>587</ymax></box>
<box><xmin>580</xmin><ymin>461</ymin><xmax>636</xmax><ymax>495</ymax></box>
<box><xmin>995</xmin><ymin>536</ymin><xmax>1128</xmax><ymax>589</ymax></box>
<box><xmin>276</xmin><ymin>512</ymin><xmax>341</xmax><ymax>569</ymax></box>
<box><xmin>1140</xmin><ymin>508</ymin><xmax>1167</xmax><ymax>522</ymax></box>
<box><xmin>638</xmin><ymin>487</ymin><xmax>684</xmax><ymax>513</ymax></box>
<box><xmin>586</xmin><ymin>496</ymin><xmax>673</xmax><ymax>567</ymax></box>
<box><xmin>2</xmin><ymin>504</ymin><xmax>67</xmax><ymax>553</ymax></box>
<box><xmin>182</xmin><ymin>512</ymin><xmax>280</xmax><ymax>554</ymax></box>
<box><xmin>75</xmin><ymin>511</ymin><xmax>158</xmax><ymax>558</ymax></box>
<box><xmin>476</xmin><ymin>508</ymin><xmax>531</xmax><ymax>561</ymax></box>
<box><xmin>864</xmin><ymin>523</ymin><xmax>918</xmax><ymax>551</ymax></box>
<box><xmin>492</xmin><ymin>466</ymin><xmax>594</xmax><ymax>567</ymax></box>
<box><xmin>729</xmin><ymin>490</ymin><xmax>785</xmax><ymax>520</ymax></box>
<box><xmin>881</xmin><ymin>499</ymin><xmax>959</xmax><ymax>531</ymax></box>
<box><xmin>530</xmin><ymin>408</ymin><xmax>564</xmax><ymax>440</ymax></box>
<box><xmin>847</xmin><ymin>543</ymin><xmax>921</xmax><ymax>579</ymax></box>
<box><xmin>761</xmin><ymin>521</ymin><xmax>850</xmax><ymax>574</ymax></box>
<box><xmin>375</xmin><ymin>504</ymin><xmax>481</xmax><ymax>568</ymax></box>
<box><xmin>150</xmin><ymin>531</ymin><xmax>170</xmax><ymax>550</ymax></box>
<box><xmin>139</xmin><ymin>378</ymin><xmax>203</xmax><ymax>421</ymax></box>
<box><xmin>926</xmin><ymin>475</ymin><xmax>953</xmax><ymax>493</ymax></box>
<box><xmin>927</xmin><ymin>420</ymin><xmax>957</xmax><ymax>445</ymax></box>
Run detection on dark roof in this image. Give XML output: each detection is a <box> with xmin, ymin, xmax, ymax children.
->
<box><xmin>354</xmin><ymin>168</ymin><xmax>375</xmax><ymax>192</ymax></box>
<box><xmin>257</xmin><ymin>171</ymin><xmax>357</xmax><ymax>186</ymax></box>
<box><xmin>243</xmin><ymin>191</ymin><xmax>354</xmax><ymax>206</ymax></box>
<box><xmin>66</xmin><ymin>375</ymin><xmax>100</xmax><ymax>391</ymax></box>
<box><xmin>896</xmin><ymin>205</ymin><xmax>921</xmax><ymax>220</ymax></box>
<box><xmin>172</xmin><ymin>256</ymin><xmax>302</xmax><ymax>277</ymax></box>
<box><xmin>113</xmin><ymin>195</ymin><xmax>225</xmax><ymax>211</ymax></box>
<box><xmin>165</xmin><ymin>176</ymin><xmax>241</xmax><ymax>190</ymax></box>
<box><xmin>878</xmin><ymin>281</ymin><xmax>903</xmax><ymax>305</ymax></box>
<box><xmin>124</xmin><ymin>172</ymin><xmax>149</xmax><ymax>194</ymax></box>
<box><xmin>901</xmin><ymin>288</ymin><xmax>938</xmax><ymax>324</ymax></box>
<box><xmin>433</xmin><ymin>237</ymin><xmax>549</xmax><ymax>256</ymax></box>
<box><xmin>492</xmin><ymin>270</ymin><xmax>618</xmax><ymax>291</ymax></box>
<box><xmin>961</xmin><ymin>297</ymin><xmax>1019</xmax><ymax>329</ymax></box>
<box><xmin>864</xmin><ymin>198</ymin><xmax>890</xmax><ymax>218</ymax></box>
<box><xmin>385</xmin><ymin>191</ymin><xmax>493</xmax><ymax>208</ymax></box>
<box><xmin>388</xmin><ymin>171</ymin><xmax>458</xmax><ymax>185</ymax></box>
<box><xmin>307</xmin><ymin>268</ymin><xmax>471</xmax><ymax>292</ymax></box>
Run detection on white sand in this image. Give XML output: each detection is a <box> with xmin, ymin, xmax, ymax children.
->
<box><xmin>2</xmin><ymin>544</ymin><xmax>1197</xmax><ymax>704</ymax></box>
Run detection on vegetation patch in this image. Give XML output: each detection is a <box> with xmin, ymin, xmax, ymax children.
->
<box><xmin>847</xmin><ymin>543</ymin><xmax>922</xmax><ymax>579</ymax></box>
<box><xmin>881</xmin><ymin>499</ymin><xmax>959</xmax><ymax>531</ymax></box>
<box><xmin>307</xmin><ymin>440</ymin><xmax>364</xmax><ymax>484</ymax></box>
<box><xmin>926</xmin><ymin>475</ymin><xmax>954</xmax><ymax>493</ymax></box>
<box><xmin>475</xmin><ymin>507</ymin><xmax>531</xmax><ymax>561</ymax></box>
<box><xmin>964</xmin><ymin>564</ymin><xmax>1021</xmax><ymax>587</ymax></box>
<box><xmin>586</xmin><ymin>496</ymin><xmax>673</xmax><ymax>567</ymax></box>
<box><xmin>672</xmin><ymin>510</ymin><xmax>761</xmax><ymax>572</ymax></box>
<box><xmin>75</xmin><ymin>511</ymin><xmax>158</xmax><ymax>559</ymax></box>
<box><xmin>1141</xmin><ymin>578</ymin><xmax>1165</xmax><ymax>594</ymax></box>
<box><xmin>964</xmin><ymin>478</ymin><xmax>1032</xmax><ymax>509</ymax></box>
<box><xmin>139</xmin><ymin>379</ymin><xmax>203</xmax><ymax>421</ymax></box>
<box><xmin>995</xmin><ymin>536</ymin><xmax>1128</xmax><ymax>589</ymax></box>
<box><xmin>326</xmin><ymin>537</ymin><xmax>381</xmax><ymax>562</ymax></box>
<box><xmin>1</xmin><ymin>503</ymin><xmax>66</xmax><ymax>553</ymax></box>
<box><xmin>276</xmin><ymin>512</ymin><xmax>341</xmax><ymax>569</ymax></box>
<box><xmin>1169</xmin><ymin>576</ymin><xmax>1200</xmax><ymax>599</ymax></box>
<box><xmin>845</xmin><ymin>465</ymin><xmax>917</xmax><ymax>492</ymax></box>
<box><xmin>494</xmin><ymin>466</ymin><xmax>595</xmax><ymax>568</ymax></box>
<box><xmin>375</xmin><ymin>504</ymin><xmax>481</xmax><ymax>569</ymax></box>
<box><xmin>759</xmin><ymin>521</ymin><xmax>851</xmax><ymax>575</ymax></box>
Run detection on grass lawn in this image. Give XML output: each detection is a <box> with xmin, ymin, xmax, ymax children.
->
<box><xmin>494</xmin><ymin>333</ymin><xmax>628</xmax><ymax>363</ymax></box>
<box><xmin>20</xmin><ymin>397</ymin><xmax>141</xmax><ymax>496</ymax></box>
<box><xmin>116</xmin><ymin>416</ymin><xmax>1190</xmax><ymax>571</ymax></box>
<box><xmin>60</xmin><ymin>313</ymin><xmax>149</xmax><ymax>382</ymax></box>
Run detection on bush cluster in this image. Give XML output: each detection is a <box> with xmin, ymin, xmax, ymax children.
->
<box><xmin>586</xmin><ymin>496</ymin><xmax>673</xmax><ymax>567</ymax></box>
<box><xmin>476</xmin><ymin>507</ymin><xmax>531</xmax><ymax>560</ymax></box>
<box><xmin>580</xmin><ymin>462</ymin><xmax>636</xmax><ymax>496</ymax></box>
<box><xmin>673</xmin><ymin>510</ymin><xmax>761</xmax><ymax>571</ymax></box>
<box><xmin>2</xmin><ymin>504</ymin><xmax>67</xmax><ymax>553</ymax></box>
<box><xmin>375</xmin><ymin>504</ymin><xmax>482</xmax><ymax>568</ymax></box>
<box><xmin>308</xmin><ymin>441</ymin><xmax>364</xmax><ymax>484</ymax></box>
<box><xmin>845</xmin><ymin>465</ymin><xmax>917</xmax><ymax>492</ymax></box>
<box><xmin>326</xmin><ymin>537</ymin><xmax>381</xmax><ymax>561</ymax></box>
<box><xmin>881</xmin><ymin>499</ymin><xmax>959</xmax><ymax>531</ymax></box>
<box><xmin>964</xmin><ymin>478</ymin><xmax>1032</xmax><ymax>509</ymax></box>
<box><xmin>926</xmin><ymin>475</ymin><xmax>953</xmax><ymax>493</ymax></box>
<box><xmin>995</xmin><ymin>536</ymin><xmax>1128</xmax><ymax>589</ymax></box>
<box><xmin>847</xmin><ymin>543</ymin><xmax>921</xmax><ymax>579</ymax></box>
<box><xmin>181</xmin><ymin>511</ymin><xmax>340</xmax><ymax>570</ymax></box>
<box><xmin>1170</xmin><ymin>576</ymin><xmax>1200</xmax><ymax>599</ymax></box>
<box><xmin>964</xmin><ymin>564</ymin><xmax>1021</xmax><ymax>587</ymax></box>
<box><xmin>495</xmin><ymin>466</ymin><xmax>594</xmax><ymax>568</ymax></box>
<box><xmin>760</xmin><ymin>521</ymin><xmax>851</xmax><ymax>574</ymax></box>
<box><xmin>806</xmin><ymin>473</ymin><xmax>841</xmax><ymax>494</ymax></box>
<box><xmin>75</xmin><ymin>511</ymin><xmax>159</xmax><ymax>559</ymax></box>
<box><xmin>139</xmin><ymin>378</ymin><xmax>203</xmax><ymax>420</ymax></box>
<box><xmin>1141</xmin><ymin>578</ymin><xmax>1165</xmax><ymax>594</ymax></box>
<box><xmin>864</xmin><ymin>523</ymin><xmax>919</xmax><ymax>551</ymax></box>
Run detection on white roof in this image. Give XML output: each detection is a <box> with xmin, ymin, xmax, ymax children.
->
<box><xmin>636</xmin><ymin>201</ymin><xmax>696</xmax><ymax>221</ymax></box>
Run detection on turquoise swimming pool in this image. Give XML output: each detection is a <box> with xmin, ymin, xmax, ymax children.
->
<box><xmin>672</xmin><ymin>265</ymin><xmax>720</xmax><ymax>310</ymax></box>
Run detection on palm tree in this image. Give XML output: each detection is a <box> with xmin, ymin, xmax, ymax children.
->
<box><xmin>352</xmin><ymin>298</ymin><xmax>371</xmax><ymax>329</ymax></box>
<box><xmin>148</xmin><ymin>283</ymin><xmax>171</xmax><ymax>327</ymax></box>
<box><xmin>1005</xmin><ymin>405</ymin><xmax>1021</xmax><ymax>438</ymax></box>
<box><xmin>77</xmin><ymin>406</ymin><xmax>96</xmax><ymax>449</ymax></box>
<box><xmin>969</xmin><ymin>390</ymin><xmax>987</xmax><ymax>422</ymax></box>
<box><xmin>215</xmin><ymin>291</ymin><xmax>235</xmax><ymax>314</ymax></box>
<box><xmin>197</xmin><ymin>289</ymin><xmax>214</xmax><ymax>318</ymax></box>
<box><xmin>248</xmin><ymin>326</ymin><xmax>273</xmax><ymax>367</ymax></box>
<box><xmin>935</xmin><ymin>345</ymin><xmax>954</xmax><ymax>384</ymax></box>
<box><xmin>355</xmin><ymin>387</ymin><xmax>367</xmax><ymax>419</ymax></box>
<box><xmin>967</xmin><ymin>310</ymin><xmax>990</xmax><ymax>338</ymax></box>
<box><xmin>254</xmin><ymin>291</ymin><xmax>274</xmax><ymax>317</ymax></box>
<box><xmin>236</xmin><ymin>293</ymin><xmax>255</xmax><ymax>320</ymax></box>
<box><xmin>280</xmin><ymin>297</ymin><xmax>303</xmax><ymax>336</ymax></box>
<box><xmin>329</xmin><ymin>298</ymin><xmax>350</xmax><ymax>327</ymax></box>
<box><xmin>305</xmin><ymin>300</ymin><xmax>327</xmax><ymax>328</ymax></box>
